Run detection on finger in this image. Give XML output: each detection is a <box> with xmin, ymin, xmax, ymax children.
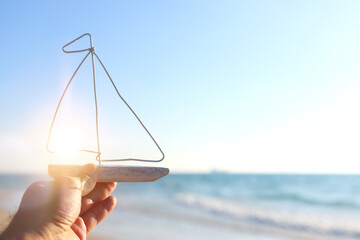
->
<box><xmin>57</xmin><ymin>226</ymin><xmax>85</xmax><ymax>240</ymax></box>
<box><xmin>82</xmin><ymin>195</ymin><xmax>117</xmax><ymax>235</ymax></box>
<box><xmin>81</xmin><ymin>182</ymin><xmax>117</xmax><ymax>215</ymax></box>
<box><xmin>71</xmin><ymin>217</ymin><xmax>87</xmax><ymax>240</ymax></box>
<box><xmin>79</xmin><ymin>163</ymin><xmax>98</xmax><ymax>196</ymax></box>
<box><xmin>52</xmin><ymin>164</ymin><xmax>97</xmax><ymax>227</ymax></box>
<box><xmin>57</xmin><ymin>164</ymin><xmax>97</xmax><ymax>195</ymax></box>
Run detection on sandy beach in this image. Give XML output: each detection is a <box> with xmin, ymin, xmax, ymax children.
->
<box><xmin>0</xmin><ymin>208</ymin><xmax>11</xmax><ymax>233</ymax></box>
<box><xmin>0</xmin><ymin>203</ymin><xmax>353</xmax><ymax>240</ymax></box>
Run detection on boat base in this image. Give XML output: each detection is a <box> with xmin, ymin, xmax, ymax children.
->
<box><xmin>48</xmin><ymin>164</ymin><xmax>170</xmax><ymax>182</ymax></box>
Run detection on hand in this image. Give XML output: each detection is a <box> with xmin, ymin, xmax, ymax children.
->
<box><xmin>0</xmin><ymin>164</ymin><xmax>117</xmax><ymax>240</ymax></box>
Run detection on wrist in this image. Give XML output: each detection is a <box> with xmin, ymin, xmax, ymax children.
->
<box><xmin>0</xmin><ymin>226</ymin><xmax>42</xmax><ymax>240</ymax></box>
<box><xmin>0</xmin><ymin>214</ymin><xmax>51</xmax><ymax>240</ymax></box>
<box><xmin>0</xmin><ymin>228</ymin><xmax>49</xmax><ymax>240</ymax></box>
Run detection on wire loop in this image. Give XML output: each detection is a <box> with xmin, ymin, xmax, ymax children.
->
<box><xmin>62</xmin><ymin>33</ymin><xmax>94</xmax><ymax>53</ymax></box>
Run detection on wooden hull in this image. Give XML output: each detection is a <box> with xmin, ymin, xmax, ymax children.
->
<box><xmin>48</xmin><ymin>164</ymin><xmax>170</xmax><ymax>182</ymax></box>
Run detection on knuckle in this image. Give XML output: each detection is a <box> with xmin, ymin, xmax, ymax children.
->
<box><xmin>104</xmin><ymin>182</ymin><xmax>117</xmax><ymax>195</ymax></box>
<box><xmin>59</xmin><ymin>176</ymin><xmax>81</xmax><ymax>190</ymax></box>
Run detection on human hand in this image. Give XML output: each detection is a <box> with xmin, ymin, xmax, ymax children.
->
<box><xmin>0</xmin><ymin>164</ymin><xmax>117</xmax><ymax>240</ymax></box>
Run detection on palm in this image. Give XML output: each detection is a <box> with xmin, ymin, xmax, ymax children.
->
<box><xmin>14</xmin><ymin>171</ymin><xmax>117</xmax><ymax>240</ymax></box>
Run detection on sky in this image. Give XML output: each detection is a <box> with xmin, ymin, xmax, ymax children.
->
<box><xmin>0</xmin><ymin>0</ymin><xmax>360</xmax><ymax>173</ymax></box>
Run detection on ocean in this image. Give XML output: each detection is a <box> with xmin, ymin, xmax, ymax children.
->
<box><xmin>0</xmin><ymin>173</ymin><xmax>360</xmax><ymax>240</ymax></box>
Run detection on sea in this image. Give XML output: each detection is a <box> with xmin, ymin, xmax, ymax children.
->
<box><xmin>0</xmin><ymin>173</ymin><xmax>360</xmax><ymax>240</ymax></box>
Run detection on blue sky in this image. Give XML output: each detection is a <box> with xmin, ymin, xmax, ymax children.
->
<box><xmin>0</xmin><ymin>1</ymin><xmax>360</xmax><ymax>173</ymax></box>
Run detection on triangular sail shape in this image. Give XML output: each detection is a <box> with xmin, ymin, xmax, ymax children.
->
<box><xmin>47</xmin><ymin>33</ymin><xmax>165</xmax><ymax>165</ymax></box>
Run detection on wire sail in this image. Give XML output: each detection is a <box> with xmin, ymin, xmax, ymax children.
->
<box><xmin>47</xmin><ymin>33</ymin><xmax>165</xmax><ymax>165</ymax></box>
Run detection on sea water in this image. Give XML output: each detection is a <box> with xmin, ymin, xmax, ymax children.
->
<box><xmin>1</xmin><ymin>174</ymin><xmax>360</xmax><ymax>240</ymax></box>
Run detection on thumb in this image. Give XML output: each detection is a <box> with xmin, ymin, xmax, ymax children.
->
<box><xmin>79</xmin><ymin>163</ymin><xmax>98</xmax><ymax>196</ymax></box>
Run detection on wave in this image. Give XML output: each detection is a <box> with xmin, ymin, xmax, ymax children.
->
<box><xmin>175</xmin><ymin>193</ymin><xmax>360</xmax><ymax>239</ymax></box>
<box><xmin>256</xmin><ymin>192</ymin><xmax>360</xmax><ymax>209</ymax></box>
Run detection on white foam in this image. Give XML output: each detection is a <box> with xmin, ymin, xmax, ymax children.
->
<box><xmin>175</xmin><ymin>193</ymin><xmax>360</xmax><ymax>238</ymax></box>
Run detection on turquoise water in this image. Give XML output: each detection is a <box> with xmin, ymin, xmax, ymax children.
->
<box><xmin>115</xmin><ymin>174</ymin><xmax>360</xmax><ymax>239</ymax></box>
<box><xmin>1</xmin><ymin>174</ymin><xmax>360</xmax><ymax>239</ymax></box>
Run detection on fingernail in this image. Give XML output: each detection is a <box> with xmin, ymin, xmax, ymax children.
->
<box><xmin>80</xmin><ymin>163</ymin><xmax>97</xmax><ymax>176</ymax></box>
<box><xmin>105</xmin><ymin>196</ymin><xmax>117</xmax><ymax>211</ymax></box>
<box><xmin>80</xmin><ymin>164</ymin><xmax>98</xmax><ymax>196</ymax></box>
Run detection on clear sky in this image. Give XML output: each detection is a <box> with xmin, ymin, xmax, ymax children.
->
<box><xmin>1</xmin><ymin>0</ymin><xmax>360</xmax><ymax>173</ymax></box>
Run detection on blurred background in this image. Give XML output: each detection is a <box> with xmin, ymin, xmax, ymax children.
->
<box><xmin>1</xmin><ymin>1</ymin><xmax>360</xmax><ymax>239</ymax></box>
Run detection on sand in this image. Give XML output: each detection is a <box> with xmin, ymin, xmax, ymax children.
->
<box><xmin>0</xmin><ymin>208</ymin><xmax>12</xmax><ymax>233</ymax></box>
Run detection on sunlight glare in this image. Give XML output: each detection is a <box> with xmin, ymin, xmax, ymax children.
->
<box><xmin>48</xmin><ymin>127</ymin><xmax>82</xmax><ymax>161</ymax></box>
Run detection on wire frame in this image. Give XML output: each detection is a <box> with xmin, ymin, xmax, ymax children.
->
<box><xmin>46</xmin><ymin>33</ymin><xmax>165</xmax><ymax>165</ymax></box>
